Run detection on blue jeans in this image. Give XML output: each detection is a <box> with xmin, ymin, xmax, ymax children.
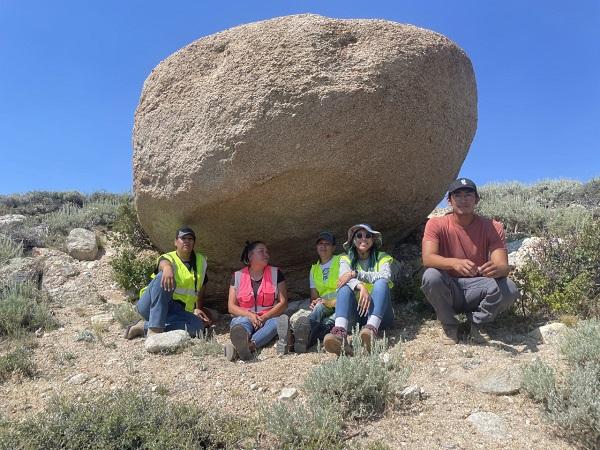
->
<box><xmin>136</xmin><ymin>272</ymin><xmax>204</xmax><ymax>338</ymax></box>
<box><xmin>336</xmin><ymin>279</ymin><xmax>394</xmax><ymax>330</ymax></box>
<box><xmin>308</xmin><ymin>302</ymin><xmax>335</xmax><ymax>345</ymax></box>
<box><xmin>230</xmin><ymin>315</ymin><xmax>278</xmax><ymax>349</ymax></box>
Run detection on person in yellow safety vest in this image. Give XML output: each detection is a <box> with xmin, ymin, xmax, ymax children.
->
<box><xmin>224</xmin><ymin>241</ymin><xmax>289</xmax><ymax>361</ymax></box>
<box><xmin>292</xmin><ymin>231</ymin><xmax>341</xmax><ymax>353</ymax></box>
<box><xmin>124</xmin><ymin>226</ymin><xmax>211</xmax><ymax>339</ymax></box>
<box><xmin>323</xmin><ymin>223</ymin><xmax>395</xmax><ymax>356</ymax></box>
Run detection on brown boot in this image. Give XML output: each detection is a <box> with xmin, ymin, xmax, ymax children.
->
<box><xmin>359</xmin><ymin>325</ymin><xmax>378</xmax><ymax>353</ymax></box>
<box><xmin>323</xmin><ymin>326</ymin><xmax>353</xmax><ymax>356</ymax></box>
<box><xmin>124</xmin><ymin>320</ymin><xmax>145</xmax><ymax>340</ymax></box>
<box><xmin>470</xmin><ymin>323</ymin><xmax>491</xmax><ymax>344</ymax></box>
<box><xmin>440</xmin><ymin>324</ymin><xmax>459</xmax><ymax>345</ymax></box>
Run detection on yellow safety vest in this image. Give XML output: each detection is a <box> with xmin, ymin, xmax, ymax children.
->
<box><xmin>139</xmin><ymin>250</ymin><xmax>207</xmax><ymax>312</ymax></box>
<box><xmin>340</xmin><ymin>252</ymin><xmax>394</xmax><ymax>293</ymax></box>
<box><xmin>310</xmin><ymin>254</ymin><xmax>341</xmax><ymax>308</ymax></box>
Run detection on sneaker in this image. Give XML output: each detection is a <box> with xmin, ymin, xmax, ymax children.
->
<box><xmin>276</xmin><ymin>314</ymin><xmax>290</xmax><ymax>355</ymax></box>
<box><xmin>470</xmin><ymin>323</ymin><xmax>492</xmax><ymax>344</ymax></box>
<box><xmin>440</xmin><ymin>324</ymin><xmax>459</xmax><ymax>345</ymax></box>
<box><xmin>293</xmin><ymin>315</ymin><xmax>311</xmax><ymax>353</ymax></box>
<box><xmin>323</xmin><ymin>326</ymin><xmax>353</xmax><ymax>356</ymax></box>
<box><xmin>230</xmin><ymin>325</ymin><xmax>252</xmax><ymax>361</ymax></box>
<box><xmin>359</xmin><ymin>325</ymin><xmax>378</xmax><ymax>353</ymax></box>
<box><xmin>124</xmin><ymin>320</ymin><xmax>145</xmax><ymax>340</ymax></box>
<box><xmin>224</xmin><ymin>342</ymin><xmax>237</xmax><ymax>362</ymax></box>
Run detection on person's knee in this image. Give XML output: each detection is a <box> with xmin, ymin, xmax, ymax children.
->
<box><xmin>421</xmin><ymin>268</ymin><xmax>445</xmax><ymax>289</ymax></box>
<box><xmin>502</xmin><ymin>278</ymin><xmax>520</xmax><ymax>304</ymax></box>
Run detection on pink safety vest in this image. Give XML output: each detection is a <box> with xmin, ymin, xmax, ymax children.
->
<box><xmin>234</xmin><ymin>266</ymin><xmax>279</xmax><ymax>316</ymax></box>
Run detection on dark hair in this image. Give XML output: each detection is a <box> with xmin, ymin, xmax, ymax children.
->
<box><xmin>347</xmin><ymin>231</ymin><xmax>378</xmax><ymax>271</ymax></box>
<box><xmin>240</xmin><ymin>240</ymin><xmax>266</xmax><ymax>265</ymax></box>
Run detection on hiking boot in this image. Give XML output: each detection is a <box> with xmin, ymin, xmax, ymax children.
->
<box><xmin>230</xmin><ymin>325</ymin><xmax>252</xmax><ymax>361</ymax></box>
<box><xmin>440</xmin><ymin>324</ymin><xmax>459</xmax><ymax>345</ymax></box>
<box><xmin>293</xmin><ymin>315</ymin><xmax>311</xmax><ymax>353</ymax></box>
<box><xmin>224</xmin><ymin>342</ymin><xmax>237</xmax><ymax>362</ymax></box>
<box><xmin>124</xmin><ymin>320</ymin><xmax>145</xmax><ymax>340</ymax></box>
<box><xmin>323</xmin><ymin>326</ymin><xmax>353</xmax><ymax>356</ymax></box>
<box><xmin>276</xmin><ymin>314</ymin><xmax>290</xmax><ymax>355</ymax></box>
<box><xmin>359</xmin><ymin>324</ymin><xmax>378</xmax><ymax>353</ymax></box>
<box><xmin>470</xmin><ymin>323</ymin><xmax>492</xmax><ymax>344</ymax></box>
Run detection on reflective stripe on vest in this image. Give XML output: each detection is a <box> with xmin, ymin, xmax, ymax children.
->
<box><xmin>310</xmin><ymin>255</ymin><xmax>341</xmax><ymax>308</ymax></box>
<box><xmin>234</xmin><ymin>266</ymin><xmax>278</xmax><ymax>316</ymax></box>
<box><xmin>340</xmin><ymin>252</ymin><xmax>394</xmax><ymax>293</ymax></box>
<box><xmin>138</xmin><ymin>250</ymin><xmax>207</xmax><ymax>313</ymax></box>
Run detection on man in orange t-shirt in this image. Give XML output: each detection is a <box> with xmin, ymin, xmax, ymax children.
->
<box><xmin>421</xmin><ymin>178</ymin><xmax>519</xmax><ymax>345</ymax></box>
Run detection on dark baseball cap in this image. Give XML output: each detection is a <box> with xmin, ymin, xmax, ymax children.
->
<box><xmin>448</xmin><ymin>178</ymin><xmax>478</xmax><ymax>195</ymax></box>
<box><xmin>176</xmin><ymin>226</ymin><xmax>196</xmax><ymax>239</ymax></box>
<box><xmin>315</xmin><ymin>231</ymin><xmax>336</xmax><ymax>245</ymax></box>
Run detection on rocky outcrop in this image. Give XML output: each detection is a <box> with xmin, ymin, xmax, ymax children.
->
<box><xmin>133</xmin><ymin>14</ymin><xmax>477</xmax><ymax>300</ymax></box>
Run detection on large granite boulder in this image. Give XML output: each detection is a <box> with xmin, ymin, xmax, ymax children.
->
<box><xmin>133</xmin><ymin>14</ymin><xmax>477</xmax><ymax>300</ymax></box>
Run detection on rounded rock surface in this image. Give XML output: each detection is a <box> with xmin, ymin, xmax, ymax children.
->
<box><xmin>133</xmin><ymin>14</ymin><xmax>477</xmax><ymax>299</ymax></box>
<box><xmin>66</xmin><ymin>228</ymin><xmax>98</xmax><ymax>261</ymax></box>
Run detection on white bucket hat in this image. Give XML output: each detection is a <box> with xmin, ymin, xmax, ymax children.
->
<box><xmin>343</xmin><ymin>223</ymin><xmax>383</xmax><ymax>251</ymax></box>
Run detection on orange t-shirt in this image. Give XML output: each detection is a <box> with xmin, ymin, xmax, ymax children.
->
<box><xmin>423</xmin><ymin>214</ymin><xmax>507</xmax><ymax>278</ymax></box>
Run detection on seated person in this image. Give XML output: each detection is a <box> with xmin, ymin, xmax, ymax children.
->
<box><xmin>421</xmin><ymin>178</ymin><xmax>520</xmax><ymax>344</ymax></box>
<box><xmin>124</xmin><ymin>226</ymin><xmax>211</xmax><ymax>339</ymax></box>
<box><xmin>292</xmin><ymin>231</ymin><xmax>340</xmax><ymax>353</ymax></box>
<box><xmin>225</xmin><ymin>241</ymin><xmax>289</xmax><ymax>361</ymax></box>
<box><xmin>323</xmin><ymin>224</ymin><xmax>395</xmax><ymax>355</ymax></box>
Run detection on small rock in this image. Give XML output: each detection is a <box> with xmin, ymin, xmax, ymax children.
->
<box><xmin>35</xmin><ymin>328</ymin><xmax>44</xmax><ymax>338</ymax></box>
<box><xmin>278</xmin><ymin>387</ymin><xmax>298</xmax><ymax>401</ymax></box>
<box><xmin>66</xmin><ymin>228</ymin><xmax>98</xmax><ymax>261</ymax></box>
<box><xmin>68</xmin><ymin>373</ymin><xmax>89</xmax><ymax>385</ymax></box>
<box><xmin>144</xmin><ymin>330</ymin><xmax>190</xmax><ymax>354</ymax></box>
<box><xmin>0</xmin><ymin>214</ymin><xmax>26</xmax><ymax>231</ymax></box>
<box><xmin>474</xmin><ymin>368</ymin><xmax>521</xmax><ymax>395</ymax></box>
<box><xmin>99</xmin><ymin>289</ymin><xmax>128</xmax><ymax>304</ymax></box>
<box><xmin>249</xmin><ymin>383</ymin><xmax>258</xmax><ymax>391</ymax></box>
<box><xmin>400</xmin><ymin>385</ymin><xmax>424</xmax><ymax>401</ymax></box>
<box><xmin>530</xmin><ymin>322</ymin><xmax>568</xmax><ymax>345</ymax></box>
<box><xmin>439</xmin><ymin>367</ymin><xmax>447</xmax><ymax>374</ymax></box>
<box><xmin>91</xmin><ymin>313</ymin><xmax>114</xmax><ymax>329</ymax></box>
<box><xmin>257</xmin><ymin>386</ymin><xmax>267</xmax><ymax>393</ymax></box>
<box><xmin>467</xmin><ymin>411</ymin><xmax>509</xmax><ymax>440</ymax></box>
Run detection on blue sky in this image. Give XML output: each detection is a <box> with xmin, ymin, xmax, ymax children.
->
<box><xmin>0</xmin><ymin>1</ymin><xmax>598</xmax><ymax>194</ymax></box>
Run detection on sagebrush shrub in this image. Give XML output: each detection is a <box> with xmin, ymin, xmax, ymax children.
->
<box><xmin>522</xmin><ymin>358</ymin><xmax>556</xmax><ymax>404</ymax></box>
<box><xmin>190</xmin><ymin>335</ymin><xmax>223</xmax><ymax>358</ymax></box>
<box><xmin>0</xmin><ymin>390</ymin><xmax>254</xmax><ymax>450</ymax></box>
<box><xmin>112</xmin><ymin>302</ymin><xmax>142</xmax><ymax>328</ymax></box>
<box><xmin>0</xmin><ymin>234</ymin><xmax>22</xmax><ymax>265</ymax></box>
<box><xmin>0</xmin><ymin>346</ymin><xmax>35</xmax><ymax>382</ymax></box>
<box><xmin>0</xmin><ymin>283</ymin><xmax>56</xmax><ymax>338</ymax></box>
<box><xmin>109</xmin><ymin>248</ymin><xmax>157</xmax><ymax>294</ymax></box>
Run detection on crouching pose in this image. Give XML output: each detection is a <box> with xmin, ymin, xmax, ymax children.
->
<box><xmin>292</xmin><ymin>231</ymin><xmax>340</xmax><ymax>353</ymax></box>
<box><xmin>124</xmin><ymin>226</ymin><xmax>211</xmax><ymax>339</ymax></box>
<box><xmin>323</xmin><ymin>224</ymin><xmax>395</xmax><ymax>355</ymax></box>
<box><xmin>225</xmin><ymin>241</ymin><xmax>289</xmax><ymax>361</ymax></box>
<box><xmin>421</xmin><ymin>178</ymin><xmax>520</xmax><ymax>344</ymax></box>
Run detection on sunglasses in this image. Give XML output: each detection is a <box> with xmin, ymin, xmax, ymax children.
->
<box><xmin>355</xmin><ymin>232</ymin><xmax>373</xmax><ymax>239</ymax></box>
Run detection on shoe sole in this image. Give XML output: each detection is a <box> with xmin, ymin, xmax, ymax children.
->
<box><xmin>276</xmin><ymin>315</ymin><xmax>289</xmax><ymax>355</ymax></box>
<box><xmin>230</xmin><ymin>325</ymin><xmax>251</xmax><ymax>361</ymax></box>
<box><xmin>224</xmin><ymin>343</ymin><xmax>237</xmax><ymax>362</ymax></box>
<box><xmin>323</xmin><ymin>334</ymin><xmax>343</xmax><ymax>355</ymax></box>
<box><xmin>123</xmin><ymin>320</ymin><xmax>143</xmax><ymax>340</ymax></box>
<box><xmin>359</xmin><ymin>329</ymin><xmax>374</xmax><ymax>353</ymax></box>
<box><xmin>293</xmin><ymin>316</ymin><xmax>311</xmax><ymax>353</ymax></box>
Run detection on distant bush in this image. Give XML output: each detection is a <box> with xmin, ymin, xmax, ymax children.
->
<box><xmin>0</xmin><ymin>346</ymin><xmax>35</xmax><ymax>382</ymax></box>
<box><xmin>0</xmin><ymin>191</ymin><xmax>86</xmax><ymax>216</ymax></box>
<box><xmin>522</xmin><ymin>319</ymin><xmax>600</xmax><ymax>449</ymax></box>
<box><xmin>0</xmin><ymin>390</ymin><xmax>254</xmax><ymax>450</ymax></box>
<box><xmin>477</xmin><ymin>178</ymin><xmax>599</xmax><ymax>240</ymax></box>
<box><xmin>0</xmin><ymin>234</ymin><xmax>23</xmax><ymax>265</ymax></box>
<box><xmin>0</xmin><ymin>283</ymin><xmax>56</xmax><ymax>338</ymax></box>
<box><xmin>514</xmin><ymin>218</ymin><xmax>600</xmax><ymax>317</ymax></box>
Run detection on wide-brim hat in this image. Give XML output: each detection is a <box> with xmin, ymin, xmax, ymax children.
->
<box><xmin>343</xmin><ymin>223</ymin><xmax>383</xmax><ymax>251</ymax></box>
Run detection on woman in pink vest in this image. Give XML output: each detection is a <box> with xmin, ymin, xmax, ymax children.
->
<box><xmin>225</xmin><ymin>241</ymin><xmax>289</xmax><ymax>361</ymax></box>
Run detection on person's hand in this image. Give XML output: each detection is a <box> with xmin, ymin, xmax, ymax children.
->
<box><xmin>452</xmin><ymin>259</ymin><xmax>478</xmax><ymax>277</ymax></box>
<box><xmin>310</xmin><ymin>298</ymin><xmax>323</xmax><ymax>310</ymax></box>
<box><xmin>336</xmin><ymin>271</ymin><xmax>355</xmax><ymax>288</ymax></box>
<box><xmin>160</xmin><ymin>265</ymin><xmax>175</xmax><ymax>291</ymax></box>
<box><xmin>478</xmin><ymin>261</ymin><xmax>501</xmax><ymax>278</ymax></box>
<box><xmin>194</xmin><ymin>308</ymin><xmax>213</xmax><ymax>325</ymax></box>
<box><xmin>357</xmin><ymin>284</ymin><xmax>371</xmax><ymax>317</ymax></box>
<box><xmin>249</xmin><ymin>313</ymin><xmax>263</xmax><ymax>329</ymax></box>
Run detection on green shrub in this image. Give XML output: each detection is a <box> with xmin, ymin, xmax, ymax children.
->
<box><xmin>190</xmin><ymin>335</ymin><xmax>223</xmax><ymax>358</ymax></box>
<box><xmin>514</xmin><ymin>218</ymin><xmax>600</xmax><ymax>317</ymax></box>
<box><xmin>265</xmin><ymin>397</ymin><xmax>344</xmax><ymax>450</ymax></box>
<box><xmin>522</xmin><ymin>320</ymin><xmax>600</xmax><ymax>448</ymax></box>
<box><xmin>0</xmin><ymin>283</ymin><xmax>56</xmax><ymax>338</ymax></box>
<box><xmin>304</xmin><ymin>331</ymin><xmax>407</xmax><ymax>420</ymax></box>
<box><xmin>0</xmin><ymin>191</ymin><xmax>86</xmax><ymax>216</ymax></box>
<box><xmin>112</xmin><ymin>302</ymin><xmax>142</xmax><ymax>328</ymax></box>
<box><xmin>0</xmin><ymin>346</ymin><xmax>35</xmax><ymax>382</ymax></box>
<box><xmin>0</xmin><ymin>234</ymin><xmax>22</xmax><ymax>265</ymax></box>
<box><xmin>110</xmin><ymin>198</ymin><xmax>154</xmax><ymax>250</ymax></box>
<box><xmin>109</xmin><ymin>248</ymin><xmax>157</xmax><ymax>294</ymax></box>
<box><xmin>0</xmin><ymin>390</ymin><xmax>254</xmax><ymax>450</ymax></box>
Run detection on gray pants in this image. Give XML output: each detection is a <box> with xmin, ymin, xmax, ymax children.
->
<box><xmin>421</xmin><ymin>268</ymin><xmax>520</xmax><ymax>326</ymax></box>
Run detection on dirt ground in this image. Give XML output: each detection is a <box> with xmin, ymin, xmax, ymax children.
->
<box><xmin>0</xmin><ymin>289</ymin><xmax>573</xmax><ymax>450</ymax></box>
